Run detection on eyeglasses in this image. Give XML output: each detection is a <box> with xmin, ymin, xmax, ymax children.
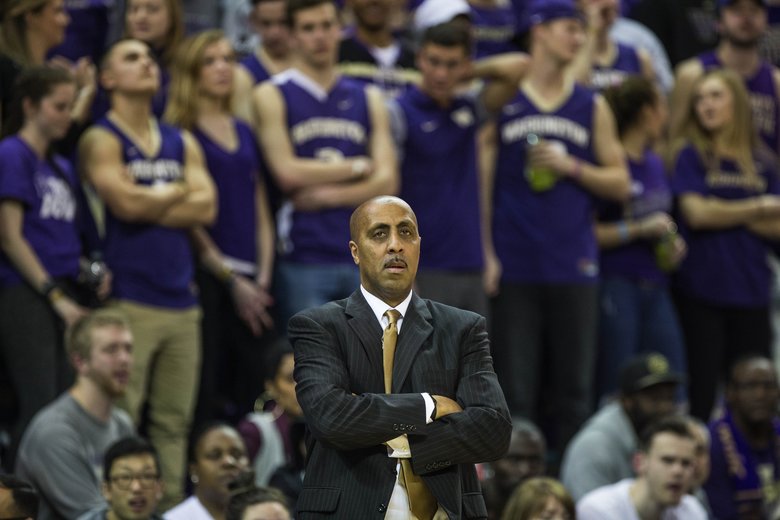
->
<box><xmin>109</xmin><ymin>472</ymin><xmax>160</xmax><ymax>490</ymax></box>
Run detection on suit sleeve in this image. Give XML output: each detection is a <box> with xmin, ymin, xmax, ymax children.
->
<box><xmin>290</xmin><ymin>311</ymin><xmax>428</xmax><ymax>451</ymax></box>
<box><xmin>409</xmin><ymin>315</ymin><xmax>512</xmax><ymax>474</ymax></box>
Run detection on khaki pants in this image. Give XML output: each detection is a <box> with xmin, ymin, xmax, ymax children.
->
<box><xmin>113</xmin><ymin>300</ymin><xmax>201</xmax><ymax>510</ymax></box>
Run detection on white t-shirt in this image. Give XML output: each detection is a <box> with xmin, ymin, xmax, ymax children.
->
<box><xmin>577</xmin><ymin>479</ymin><xmax>708</xmax><ymax>520</ymax></box>
<box><xmin>164</xmin><ymin>496</ymin><xmax>213</xmax><ymax>520</ymax></box>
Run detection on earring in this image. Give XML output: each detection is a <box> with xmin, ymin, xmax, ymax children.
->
<box><xmin>191</xmin><ymin>475</ymin><xmax>199</xmax><ymax>484</ymax></box>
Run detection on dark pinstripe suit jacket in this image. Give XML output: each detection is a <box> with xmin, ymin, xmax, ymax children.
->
<box><xmin>289</xmin><ymin>290</ymin><xmax>512</xmax><ymax>519</ymax></box>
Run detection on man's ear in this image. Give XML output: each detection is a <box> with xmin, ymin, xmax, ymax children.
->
<box><xmin>632</xmin><ymin>451</ymin><xmax>646</xmax><ymax>476</ymax></box>
<box><xmin>349</xmin><ymin>240</ymin><xmax>360</xmax><ymax>265</ymax></box>
<box><xmin>102</xmin><ymin>481</ymin><xmax>111</xmax><ymax>502</ymax></box>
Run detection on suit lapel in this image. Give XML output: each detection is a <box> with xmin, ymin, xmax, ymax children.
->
<box><xmin>393</xmin><ymin>294</ymin><xmax>433</xmax><ymax>393</ymax></box>
<box><xmin>345</xmin><ymin>290</ymin><xmax>384</xmax><ymax>383</ymax></box>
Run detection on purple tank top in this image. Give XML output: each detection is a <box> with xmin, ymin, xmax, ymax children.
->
<box><xmin>274</xmin><ymin>70</ymin><xmax>371</xmax><ymax>265</ymax></box>
<box><xmin>96</xmin><ymin>117</ymin><xmax>196</xmax><ymax>308</ymax></box>
<box><xmin>493</xmin><ymin>84</ymin><xmax>599</xmax><ymax>284</ymax></box>
<box><xmin>470</xmin><ymin>4</ymin><xmax>518</xmax><ymax>58</ymax></box>
<box><xmin>194</xmin><ymin>120</ymin><xmax>260</xmax><ymax>274</ymax></box>
<box><xmin>591</xmin><ymin>43</ymin><xmax>643</xmax><ymax>91</ymax></box>
<box><xmin>240</xmin><ymin>53</ymin><xmax>271</xmax><ymax>85</ymax></box>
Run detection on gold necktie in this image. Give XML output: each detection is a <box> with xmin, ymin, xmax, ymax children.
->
<box><xmin>383</xmin><ymin>309</ymin><xmax>437</xmax><ymax>520</ymax></box>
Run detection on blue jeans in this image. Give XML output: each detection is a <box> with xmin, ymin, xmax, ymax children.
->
<box><xmin>276</xmin><ymin>261</ymin><xmax>360</xmax><ymax>331</ymax></box>
<box><xmin>596</xmin><ymin>275</ymin><xmax>687</xmax><ymax>401</ymax></box>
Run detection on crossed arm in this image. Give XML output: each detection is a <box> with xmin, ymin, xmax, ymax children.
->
<box><xmin>289</xmin><ymin>310</ymin><xmax>511</xmax><ymax>473</ymax></box>
<box><xmin>78</xmin><ymin>127</ymin><xmax>216</xmax><ymax>227</ymax></box>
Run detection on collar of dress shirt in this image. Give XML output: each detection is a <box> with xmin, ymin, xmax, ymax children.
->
<box><xmin>360</xmin><ymin>285</ymin><xmax>413</xmax><ymax>333</ymax></box>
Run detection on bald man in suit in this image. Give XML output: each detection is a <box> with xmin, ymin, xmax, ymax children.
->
<box><xmin>289</xmin><ymin>195</ymin><xmax>511</xmax><ymax>519</ymax></box>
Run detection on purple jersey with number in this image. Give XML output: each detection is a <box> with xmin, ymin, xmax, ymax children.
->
<box><xmin>470</xmin><ymin>3</ymin><xmax>518</xmax><ymax>58</ymax></box>
<box><xmin>0</xmin><ymin>136</ymin><xmax>80</xmax><ymax>287</ymax></box>
<box><xmin>96</xmin><ymin>118</ymin><xmax>196</xmax><ymax>308</ymax></box>
<box><xmin>395</xmin><ymin>86</ymin><xmax>483</xmax><ymax>271</ymax></box>
<box><xmin>672</xmin><ymin>144</ymin><xmax>780</xmax><ymax>307</ymax></box>
<box><xmin>240</xmin><ymin>53</ymin><xmax>271</xmax><ymax>85</ymax></box>
<box><xmin>598</xmin><ymin>149</ymin><xmax>671</xmax><ymax>283</ymax></box>
<box><xmin>493</xmin><ymin>84</ymin><xmax>599</xmax><ymax>284</ymax></box>
<box><xmin>591</xmin><ymin>42</ymin><xmax>642</xmax><ymax>91</ymax></box>
<box><xmin>699</xmin><ymin>51</ymin><xmax>780</xmax><ymax>150</ymax></box>
<box><xmin>194</xmin><ymin>119</ymin><xmax>259</xmax><ymax>274</ymax></box>
<box><xmin>274</xmin><ymin>70</ymin><xmax>371</xmax><ymax>264</ymax></box>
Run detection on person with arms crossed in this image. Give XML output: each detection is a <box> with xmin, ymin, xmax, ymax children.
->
<box><xmin>253</xmin><ymin>0</ymin><xmax>398</xmax><ymax>326</ymax></box>
<box><xmin>79</xmin><ymin>37</ymin><xmax>216</xmax><ymax>509</ymax></box>
<box><xmin>289</xmin><ymin>195</ymin><xmax>511</xmax><ymax>519</ymax></box>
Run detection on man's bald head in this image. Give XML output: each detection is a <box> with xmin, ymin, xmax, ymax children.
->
<box><xmin>349</xmin><ymin>196</ymin><xmax>418</xmax><ymax>241</ymax></box>
<box><xmin>349</xmin><ymin>196</ymin><xmax>421</xmax><ymax>307</ymax></box>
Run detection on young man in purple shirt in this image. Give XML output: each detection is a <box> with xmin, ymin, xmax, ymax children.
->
<box><xmin>78</xmin><ymin>38</ymin><xmax>216</xmax><ymax>510</ymax></box>
<box><xmin>387</xmin><ymin>21</ymin><xmax>527</xmax><ymax>315</ymax></box>
<box><xmin>253</xmin><ymin>0</ymin><xmax>397</xmax><ymax>326</ymax></box>
<box><xmin>483</xmin><ymin>0</ymin><xmax>629</xmax><ymax>453</ymax></box>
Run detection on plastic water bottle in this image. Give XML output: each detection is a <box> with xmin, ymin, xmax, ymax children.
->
<box><xmin>525</xmin><ymin>134</ymin><xmax>561</xmax><ymax>192</ymax></box>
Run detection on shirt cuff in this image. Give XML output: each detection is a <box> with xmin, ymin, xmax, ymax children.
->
<box><xmin>422</xmin><ymin>392</ymin><xmax>434</xmax><ymax>424</ymax></box>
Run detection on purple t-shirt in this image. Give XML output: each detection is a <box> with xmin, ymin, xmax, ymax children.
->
<box><xmin>48</xmin><ymin>0</ymin><xmax>112</xmax><ymax>63</ymax></box>
<box><xmin>194</xmin><ymin>119</ymin><xmax>259</xmax><ymax>275</ymax></box>
<box><xmin>240</xmin><ymin>53</ymin><xmax>271</xmax><ymax>85</ymax></box>
<box><xmin>470</xmin><ymin>4</ymin><xmax>518</xmax><ymax>58</ymax></box>
<box><xmin>493</xmin><ymin>84</ymin><xmax>599</xmax><ymax>284</ymax></box>
<box><xmin>394</xmin><ymin>85</ymin><xmax>483</xmax><ymax>272</ymax></box>
<box><xmin>672</xmin><ymin>144</ymin><xmax>779</xmax><ymax>307</ymax></box>
<box><xmin>591</xmin><ymin>43</ymin><xmax>642</xmax><ymax>91</ymax></box>
<box><xmin>598</xmin><ymin>150</ymin><xmax>671</xmax><ymax>283</ymax></box>
<box><xmin>699</xmin><ymin>51</ymin><xmax>780</xmax><ymax>151</ymax></box>
<box><xmin>274</xmin><ymin>70</ymin><xmax>370</xmax><ymax>265</ymax></box>
<box><xmin>0</xmin><ymin>136</ymin><xmax>81</xmax><ymax>287</ymax></box>
<box><xmin>96</xmin><ymin>118</ymin><xmax>196</xmax><ymax>308</ymax></box>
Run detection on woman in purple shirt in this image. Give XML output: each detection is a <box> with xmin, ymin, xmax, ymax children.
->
<box><xmin>165</xmin><ymin>30</ymin><xmax>276</xmax><ymax>426</ymax></box>
<box><xmin>0</xmin><ymin>66</ymin><xmax>92</xmax><ymax>465</ymax></box>
<box><xmin>672</xmin><ymin>68</ymin><xmax>780</xmax><ymax>421</ymax></box>
<box><xmin>595</xmin><ymin>76</ymin><xmax>687</xmax><ymax>402</ymax></box>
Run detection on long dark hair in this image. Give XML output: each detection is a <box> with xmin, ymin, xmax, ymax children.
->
<box><xmin>2</xmin><ymin>65</ymin><xmax>74</xmax><ymax>138</ymax></box>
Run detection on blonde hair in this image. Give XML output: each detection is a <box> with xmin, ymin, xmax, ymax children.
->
<box><xmin>124</xmin><ymin>0</ymin><xmax>184</xmax><ymax>67</ymax></box>
<box><xmin>66</xmin><ymin>308</ymin><xmax>130</xmax><ymax>360</ymax></box>
<box><xmin>165</xmin><ymin>30</ymin><xmax>234</xmax><ymax>130</ymax></box>
<box><xmin>501</xmin><ymin>477</ymin><xmax>575</xmax><ymax>520</ymax></box>
<box><xmin>0</xmin><ymin>0</ymin><xmax>52</xmax><ymax>66</ymax></box>
<box><xmin>671</xmin><ymin>68</ymin><xmax>760</xmax><ymax>178</ymax></box>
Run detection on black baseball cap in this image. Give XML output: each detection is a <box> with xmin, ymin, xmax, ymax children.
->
<box><xmin>619</xmin><ymin>353</ymin><xmax>684</xmax><ymax>395</ymax></box>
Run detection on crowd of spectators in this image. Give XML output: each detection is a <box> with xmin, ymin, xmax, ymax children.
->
<box><xmin>2</xmin><ymin>0</ymin><xmax>780</xmax><ymax>518</ymax></box>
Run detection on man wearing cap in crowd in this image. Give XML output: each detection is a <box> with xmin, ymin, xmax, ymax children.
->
<box><xmin>705</xmin><ymin>355</ymin><xmax>780</xmax><ymax>519</ymax></box>
<box><xmin>560</xmin><ymin>352</ymin><xmax>683</xmax><ymax>500</ymax></box>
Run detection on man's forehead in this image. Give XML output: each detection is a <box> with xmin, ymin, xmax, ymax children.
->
<box><xmin>108</xmin><ymin>40</ymin><xmax>151</xmax><ymax>62</ymax></box>
<box><xmin>649</xmin><ymin>433</ymin><xmax>695</xmax><ymax>455</ymax></box>
<box><xmin>113</xmin><ymin>453</ymin><xmax>157</xmax><ymax>470</ymax></box>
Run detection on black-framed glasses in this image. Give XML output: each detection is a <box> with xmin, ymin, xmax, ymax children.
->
<box><xmin>109</xmin><ymin>472</ymin><xmax>160</xmax><ymax>490</ymax></box>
